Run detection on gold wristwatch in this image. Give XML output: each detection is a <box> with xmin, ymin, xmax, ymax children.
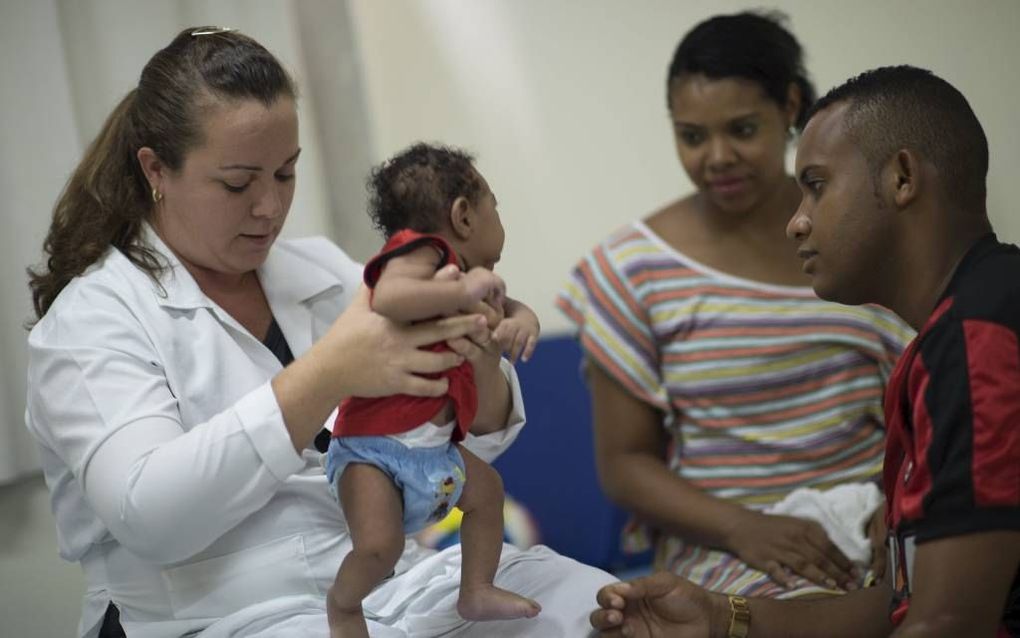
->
<box><xmin>727</xmin><ymin>595</ymin><xmax>751</xmax><ymax>638</ymax></box>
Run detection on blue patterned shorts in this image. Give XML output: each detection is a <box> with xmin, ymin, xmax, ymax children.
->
<box><xmin>325</xmin><ymin>436</ymin><xmax>466</xmax><ymax>534</ymax></box>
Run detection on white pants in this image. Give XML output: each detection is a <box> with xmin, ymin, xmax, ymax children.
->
<box><xmin>200</xmin><ymin>544</ymin><xmax>616</xmax><ymax>637</ymax></box>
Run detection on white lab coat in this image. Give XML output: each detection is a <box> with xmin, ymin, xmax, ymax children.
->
<box><xmin>26</xmin><ymin>227</ymin><xmax>613</xmax><ymax>638</ymax></box>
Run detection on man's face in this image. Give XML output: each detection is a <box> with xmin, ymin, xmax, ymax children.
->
<box><xmin>787</xmin><ymin>103</ymin><xmax>897</xmax><ymax>305</ymax></box>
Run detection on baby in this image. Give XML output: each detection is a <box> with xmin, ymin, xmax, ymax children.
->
<box><xmin>324</xmin><ymin>143</ymin><xmax>542</xmax><ymax>637</ymax></box>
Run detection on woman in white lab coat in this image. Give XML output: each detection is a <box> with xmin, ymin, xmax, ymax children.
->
<box><xmin>25</xmin><ymin>26</ymin><xmax>613</xmax><ymax>638</ymax></box>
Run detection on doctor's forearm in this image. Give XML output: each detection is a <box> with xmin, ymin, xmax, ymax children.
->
<box><xmin>272</xmin><ymin>342</ymin><xmax>346</xmax><ymax>450</ymax></box>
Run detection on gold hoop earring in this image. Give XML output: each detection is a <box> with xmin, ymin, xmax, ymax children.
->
<box><xmin>152</xmin><ymin>188</ymin><xmax>163</xmax><ymax>203</ymax></box>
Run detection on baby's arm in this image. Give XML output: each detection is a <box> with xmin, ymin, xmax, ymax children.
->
<box><xmin>493</xmin><ymin>297</ymin><xmax>541</xmax><ymax>363</ymax></box>
<box><xmin>464</xmin><ymin>295</ymin><xmax>537</xmax><ymax>433</ymax></box>
<box><xmin>372</xmin><ymin>246</ymin><xmax>504</xmax><ymax>322</ymax></box>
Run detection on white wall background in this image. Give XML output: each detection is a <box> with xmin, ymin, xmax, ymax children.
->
<box><xmin>1</xmin><ymin>1</ymin><xmax>1018</xmax><ymax>635</ymax></box>
<box><xmin>348</xmin><ymin>0</ymin><xmax>1020</xmax><ymax>334</ymax></box>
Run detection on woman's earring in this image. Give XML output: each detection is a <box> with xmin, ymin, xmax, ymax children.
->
<box><xmin>152</xmin><ymin>188</ymin><xmax>163</xmax><ymax>203</ymax></box>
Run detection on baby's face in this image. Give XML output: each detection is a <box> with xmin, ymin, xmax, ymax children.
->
<box><xmin>462</xmin><ymin>176</ymin><xmax>505</xmax><ymax>271</ymax></box>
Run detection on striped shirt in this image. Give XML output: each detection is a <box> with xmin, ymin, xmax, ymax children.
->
<box><xmin>558</xmin><ymin>221</ymin><xmax>914</xmax><ymax>597</ymax></box>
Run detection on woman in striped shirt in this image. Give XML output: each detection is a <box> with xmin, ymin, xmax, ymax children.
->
<box><xmin>558</xmin><ymin>12</ymin><xmax>913</xmax><ymax>599</ymax></box>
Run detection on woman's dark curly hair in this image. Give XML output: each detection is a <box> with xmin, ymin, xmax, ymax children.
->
<box><xmin>368</xmin><ymin>143</ymin><xmax>484</xmax><ymax>239</ymax></box>
<box><xmin>667</xmin><ymin>10</ymin><xmax>816</xmax><ymax>131</ymax></box>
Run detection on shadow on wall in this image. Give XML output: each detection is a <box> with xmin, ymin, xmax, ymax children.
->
<box><xmin>493</xmin><ymin>335</ymin><xmax>653</xmax><ymax>573</ymax></box>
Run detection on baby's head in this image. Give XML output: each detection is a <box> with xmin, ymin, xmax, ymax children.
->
<box><xmin>368</xmin><ymin>143</ymin><xmax>505</xmax><ymax>270</ymax></box>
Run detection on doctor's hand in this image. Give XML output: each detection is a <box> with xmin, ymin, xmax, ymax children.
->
<box><xmin>433</xmin><ymin>264</ymin><xmax>503</xmax><ymax>357</ymax></box>
<box><xmin>590</xmin><ymin>572</ymin><xmax>724</xmax><ymax>638</ymax></box>
<box><xmin>432</xmin><ymin>265</ymin><xmax>513</xmax><ymax>433</ymax></box>
<box><xmin>274</xmin><ymin>283</ymin><xmax>491</xmax><ymax>451</ymax></box>
<box><xmin>320</xmin><ymin>284</ymin><xmax>489</xmax><ymax>399</ymax></box>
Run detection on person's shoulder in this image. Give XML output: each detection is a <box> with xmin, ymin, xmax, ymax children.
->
<box><xmin>30</xmin><ymin>248</ymin><xmax>151</xmax><ymax>343</ymax></box>
<box><xmin>57</xmin><ymin>246</ymin><xmax>154</xmax><ymax>308</ymax></box>
<box><xmin>272</xmin><ymin>235</ymin><xmax>362</xmax><ymax>279</ymax></box>
<box><xmin>949</xmin><ymin>238</ymin><xmax>1020</xmax><ymax>326</ymax></box>
<box><xmin>644</xmin><ymin>196</ymin><xmax>698</xmax><ymax>229</ymax></box>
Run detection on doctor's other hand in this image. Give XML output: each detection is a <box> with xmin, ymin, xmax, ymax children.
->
<box><xmin>590</xmin><ymin>571</ymin><xmax>723</xmax><ymax>638</ymax></box>
<box><xmin>320</xmin><ymin>284</ymin><xmax>485</xmax><ymax>398</ymax></box>
<box><xmin>726</xmin><ymin>509</ymin><xmax>856</xmax><ymax>591</ymax></box>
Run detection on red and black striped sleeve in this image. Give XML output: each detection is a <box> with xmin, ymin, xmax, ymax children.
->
<box><xmin>908</xmin><ymin>309</ymin><xmax>1020</xmax><ymax>542</ymax></box>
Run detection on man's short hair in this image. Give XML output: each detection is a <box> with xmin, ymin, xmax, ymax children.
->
<box><xmin>807</xmin><ymin>65</ymin><xmax>988</xmax><ymax>212</ymax></box>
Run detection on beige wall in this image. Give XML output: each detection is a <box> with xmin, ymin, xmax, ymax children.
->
<box><xmin>349</xmin><ymin>0</ymin><xmax>1020</xmax><ymax>333</ymax></box>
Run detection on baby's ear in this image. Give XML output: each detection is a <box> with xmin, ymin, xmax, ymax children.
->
<box><xmin>449</xmin><ymin>195</ymin><xmax>474</xmax><ymax>240</ymax></box>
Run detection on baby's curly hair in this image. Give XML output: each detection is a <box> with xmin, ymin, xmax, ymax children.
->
<box><xmin>367</xmin><ymin>143</ymin><xmax>484</xmax><ymax>238</ymax></box>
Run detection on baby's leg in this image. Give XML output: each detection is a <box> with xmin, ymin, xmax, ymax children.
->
<box><xmin>454</xmin><ymin>446</ymin><xmax>542</xmax><ymax>621</ymax></box>
<box><xmin>328</xmin><ymin>463</ymin><xmax>405</xmax><ymax>638</ymax></box>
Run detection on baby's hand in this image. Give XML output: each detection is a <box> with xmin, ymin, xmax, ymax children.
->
<box><xmin>462</xmin><ymin>267</ymin><xmax>505</xmax><ymax>308</ymax></box>
<box><xmin>466</xmin><ymin>298</ymin><xmax>505</xmax><ymax>331</ymax></box>
<box><xmin>493</xmin><ymin>314</ymin><xmax>539</xmax><ymax>363</ymax></box>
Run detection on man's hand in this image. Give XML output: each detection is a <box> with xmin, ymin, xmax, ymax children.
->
<box><xmin>590</xmin><ymin>572</ymin><xmax>725</xmax><ymax>638</ymax></box>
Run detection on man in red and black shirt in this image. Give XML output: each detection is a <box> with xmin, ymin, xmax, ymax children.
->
<box><xmin>882</xmin><ymin>233</ymin><xmax>1020</xmax><ymax>634</ymax></box>
<box><xmin>590</xmin><ymin>66</ymin><xmax>1019</xmax><ymax>638</ymax></box>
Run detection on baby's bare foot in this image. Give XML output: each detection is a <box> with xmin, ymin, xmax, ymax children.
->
<box><xmin>457</xmin><ymin>584</ymin><xmax>542</xmax><ymax>621</ymax></box>
<box><xmin>326</xmin><ymin>596</ymin><xmax>369</xmax><ymax>638</ymax></box>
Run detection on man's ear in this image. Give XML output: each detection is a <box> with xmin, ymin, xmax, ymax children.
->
<box><xmin>449</xmin><ymin>196</ymin><xmax>474</xmax><ymax>240</ymax></box>
<box><xmin>883</xmin><ymin>148</ymin><xmax>923</xmax><ymax>209</ymax></box>
<box><xmin>137</xmin><ymin>147</ymin><xmax>167</xmax><ymax>193</ymax></box>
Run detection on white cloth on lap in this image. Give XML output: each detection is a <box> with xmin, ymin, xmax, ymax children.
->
<box><xmin>764</xmin><ymin>482</ymin><xmax>883</xmax><ymax>565</ymax></box>
<box><xmin>198</xmin><ymin>544</ymin><xmax>613</xmax><ymax>637</ymax></box>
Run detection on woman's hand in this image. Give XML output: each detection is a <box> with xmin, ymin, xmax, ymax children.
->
<box><xmin>590</xmin><ymin>572</ymin><xmax>723</xmax><ymax>638</ymax></box>
<box><xmin>726</xmin><ymin>509</ymin><xmax>857</xmax><ymax>591</ymax></box>
<box><xmin>461</xmin><ymin>266</ymin><xmax>506</xmax><ymax>311</ymax></box>
<box><xmin>431</xmin><ymin>264</ymin><xmax>511</xmax><ymax>433</ymax></box>
<box><xmin>324</xmin><ymin>285</ymin><xmax>490</xmax><ymax>398</ymax></box>
<box><xmin>273</xmin><ymin>283</ymin><xmax>491</xmax><ymax>450</ymax></box>
<box><xmin>433</xmin><ymin>264</ymin><xmax>502</xmax><ymax>366</ymax></box>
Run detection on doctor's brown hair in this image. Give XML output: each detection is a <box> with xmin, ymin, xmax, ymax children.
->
<box><xmin>28</xmin><ymin>27</ymin><xmax>295</xmax><ymax>319</ymax></box>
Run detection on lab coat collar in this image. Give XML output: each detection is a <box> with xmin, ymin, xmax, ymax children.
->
<box><xmin>141</xmin><ymin>224</ymin><xmax>343</xmax><ymax>310</ymax></box>
<box><xmin>259</xmin><ymin>239</ymin><xmax>346</xmax><ymax>357</ymax></box>
<box><xmin>258</xmin><ymin>239</ymin><xmax>345</xmax><ymax>305</ymax></box>
<box><xmin>141</xmin><ymin>224</ymin><xmax>213</xmax><ymax>311</ymax></box>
